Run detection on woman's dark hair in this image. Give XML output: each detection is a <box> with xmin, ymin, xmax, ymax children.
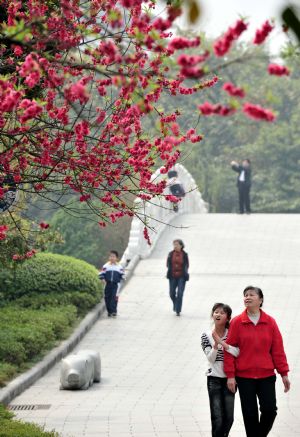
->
<box><xmin>168</xmin><ymin>170</ymin><xmax>178</xmax><ymax>178</ymax></box>
<box><xmin>243</xmin><ymin>286</ymin><xmax>264</xmax><ymax>307</ymax></box>
<box><xmin>173</xmin><ymin>239</ymin><xmax>184</xmax><ymax>249</ymax></box>
<box><xmin>211</xmin><ymin>303</ymin><xmax>232</xmax><ymax>328</ymax></box>
<box><xmin>110</xmin><ymin>250</ymin><xmax>119</xmax><ymax>258</ymax></box>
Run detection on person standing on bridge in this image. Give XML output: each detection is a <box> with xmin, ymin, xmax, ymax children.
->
<box><xmin>231</xmin><ymin>159</ymin><xmax>251</xmax><ymax>214</ymax></box>
<box><xmin>201</xmin><ymin>303</ymin><xmax>239</xmax><ymax>437</ymax></box>
<box><xmin>224</xmin><ymin>286</ymin><xmax>290</xmax><ymax>437</ymax></box>
<box><xmin>166</xmin><ymin>239</ymin><xmax>189</xmax><ymax>316</ymax></box>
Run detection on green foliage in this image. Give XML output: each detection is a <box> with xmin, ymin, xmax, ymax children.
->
<box><xmin>0</xmin><ymin>209</ymin><xmax>63</xmax><ymax>270</ymax></box>
<box><xmin>0</xmin><ymin>404</ymin><xmax>59</xmax><ymax>437</ymax></box>
<box><xmin>49</xmin><ymin>203</ymin><xmax>131</xmax><ymax>267</ymax></box>
<box><xmin>0</xmin><ymin>305</ymin><xmax>77</xmax><ymax>385</ymax></box>
<box><xmin>0</xmin><ymin>252</ymin><xmax>102</xmax><ymax>300</ymax></box>
<box><xmin>15</xmin><ymin>291</ymin><xmax>99</xmax><ymax>315</ymax></box>
<box><xmin>0</xmin><ymin>306</ymin><xmax>77</xmax><ymax>362</ymax></box>
<box><xmin>0</xmin><ymin>363</ymin><xmax>17</xmax><ymax>388</ymax></box>
<box><xmin>163</xmin><ymin>43</ymin><xmax>300</xmax><ymax>213</ymax></box>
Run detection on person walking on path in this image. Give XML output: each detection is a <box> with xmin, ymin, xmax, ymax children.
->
<box><xmin>167</xmin><ymin>169</ymin><xmax>185</xmax><ymax>212</ymax></box>
<box><xmin>201</xmin><ymin>303</ymin><xmax>239</xmax><ymax>437</ymax></box>
<box><xmin>99</xmin><ymin>250</ymin><xmax>124</xmax><ymax>317</ymax></box>
<box><xmin>224</xmin><ymin>286</ymin><xmax>290</xmax><ymax>437</ymax></box>
<box><xmin>231</xmin><ymin>159</ymin><xmax>251</xmax><ymax>214</ymax></box>
<box><xmin>166</xmin><ymin>239</ymin><xmax>189</xmax><ymax>316</ymax></box>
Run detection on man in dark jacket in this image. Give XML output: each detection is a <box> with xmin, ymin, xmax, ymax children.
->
<box><xmin>231</xmin><ymin>159</ymin><xmax>251</xmax><ymax>214</ymax></box>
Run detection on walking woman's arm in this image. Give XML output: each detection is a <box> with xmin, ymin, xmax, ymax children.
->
<box><xmin>270</xmin><ymin>318</ymin><xmax>290</xmax><ymax>391</ymax></box>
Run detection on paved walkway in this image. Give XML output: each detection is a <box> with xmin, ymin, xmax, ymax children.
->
<box><xmin>12</xmin><ymin>214</ymin><xmax>300</xmax><ymax>436</ymax></box>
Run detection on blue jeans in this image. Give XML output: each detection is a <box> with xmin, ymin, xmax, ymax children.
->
<box><xmin>169</xmin><ymin>277</ymin><xmax>186</xmax><ymax>313</ymax></box>
<box><xmin>207</xmin><ymin>376</ymin><xmax>235</xmax><ymax>437</ymax></box>
<box><xmin>104</xmin><ymin>282</ymin><xmax>118</xmax><ymax>314</ymax></box>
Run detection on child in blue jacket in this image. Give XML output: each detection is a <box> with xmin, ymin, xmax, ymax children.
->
<box><xmin>99</xmin><ymin>250</ymin><xmax>124</xmax><ymax>317</ymax></box>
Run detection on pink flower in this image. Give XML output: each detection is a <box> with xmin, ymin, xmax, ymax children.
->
<box><xmin>39</xmin><ymin>222</ymin><xmax>50</xmax><ymax>229</ymax></box>
<box><xmin>243</xmin><ymin>103</ymin><xmax>275</xmax><ymax>122</ymax></box>
<box><xmin>167</xmin><ymin>36</ymin><xmax>200</xmax><ymax>53</ymax></box>
<box><xmin>198</xmin><ymin>102</ymin><xmax>236</xmax><ymax>116</ymax></box>
<box><xmin>268</xmin><ymin>64</ymin><xmax>290</xmax><ymax>76</ymax></box>
<box><xmin>214</xmin><ymin>20</ymin><xmax>248</xmax><ymax>57</ymax></box>
<box><xmin>253</xmin><ymin>20</ymin><xmax>274</xmax><ymax>45</ymax></box>
<box><xmin>222</xmin><ymin>82</ymin><xmax>245</xmax><ymax>98</ymax></box>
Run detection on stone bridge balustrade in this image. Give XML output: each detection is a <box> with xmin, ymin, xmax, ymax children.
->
<box><xmin>121</xmin><ymin>164</ymin><xmax>207</xmax><ymax>271</ymax></box>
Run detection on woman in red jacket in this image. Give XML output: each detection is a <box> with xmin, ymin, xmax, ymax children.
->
<box><xmin>224</xmin><ymin>286</ymin><xmax>290</xmax><ymax>437</ymax></box>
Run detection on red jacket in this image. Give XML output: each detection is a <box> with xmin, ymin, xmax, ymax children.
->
<box><xmin>224</xmin><ymin>309</ymin><xmax>289</xmax><ymax>379</ymax></box>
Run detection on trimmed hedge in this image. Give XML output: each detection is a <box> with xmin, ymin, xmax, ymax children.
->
<box><xmin>0</xmin><ymin>252</ymin><xmax>102</xmax><ymax>300</ymax></box>
<box><xmin>15</xmin><ymin>290</ymin><xmax>99</xmax><ymax>315</ymax></box>
<box><xmin>0</xmin><ymin>404</ymin><xmax>59</xmax><ymax>437</ymax></box>
<box><xmin>0</xmin><ymin>253</ymin><xmax>103</xmax><ymax>386</ymax></box>
<box><xmin>0</xmin><ymin>305</ymin><xmax>77</xmax><ymax>386</ymax></box>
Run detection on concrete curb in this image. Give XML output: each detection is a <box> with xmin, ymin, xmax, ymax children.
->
<box><xmin>0</xmin><ymin>255</ymin><xmax>141</xmax><ymax>406</ymax></box>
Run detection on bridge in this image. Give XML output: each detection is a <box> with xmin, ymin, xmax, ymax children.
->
<box><xmin>8</xmin><ymin>165</ymin><xmax>300</xmax><ymax>436</ymax></box>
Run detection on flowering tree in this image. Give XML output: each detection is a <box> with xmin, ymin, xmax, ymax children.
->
<box><xmin>0</xmin><ymin>0</ymin><xmax>291</xmax><ymax>254</ymax></box>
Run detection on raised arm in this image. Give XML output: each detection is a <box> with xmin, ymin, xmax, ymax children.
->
<box><xmin>201</xmin><ymin>333</ymin><xmax>218</xmax><ymax>364</ymax></box>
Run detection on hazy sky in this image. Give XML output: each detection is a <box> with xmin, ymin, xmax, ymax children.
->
<box><xmin>179</xmin><ymin>0</ymin><xmax>290</xmax><ymax>54</ymax></box>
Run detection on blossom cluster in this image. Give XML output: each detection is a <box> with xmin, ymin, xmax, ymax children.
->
<box><xmin>222</xmin><ymin>82</ymin><xmax>245</xmax><ymax>98</ymax></box>
<box><xmin>253</xmin><ymin>20</ymin><xmax>274</xmax><ymax>45</ymax></box>
<box><xmin>268</xmin><ymin>64</ymin><xmax>290</xmax><ymax>76</ymax></box>
<box><xmin>213</xmin><ymin>19</ymin><xmax>248</xmax><ymax>57</ymax></box>
<box><xmin>0</xmin><ymin>1</ymin><xmax>291</xmax><ymax>242</ymax></box>
<box><xmin>242</xmin><ymin>103</ymin><xmax>275</xmax><ymax>122</ymax></box>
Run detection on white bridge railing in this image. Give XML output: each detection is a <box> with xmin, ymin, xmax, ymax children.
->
<box><xmin>121</xmin><ymin>164</ymin><xmax>207</xmax><ymax>270</ymax></box>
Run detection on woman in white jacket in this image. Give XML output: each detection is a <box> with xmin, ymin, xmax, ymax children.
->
<box><xmin>201</xmin><ymin>303</ymin><xmax>239</xmax><ymax>437</ymax></box>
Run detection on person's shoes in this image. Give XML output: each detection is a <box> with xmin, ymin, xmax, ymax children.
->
<box><xmin>246</xmin><ymin>211</ymin><xmax>251</xmax><ymax>215</ymax></box>
<box><xmin>238</xmin><ymin>211</ymin><xmax>244</xmax><ymax>214</ymax></box>
<box><xmin>176</xmin><ymin>312</ymin><xmax>180</xmax><ymax>316</ymax></box>
<box><xmin>111</xmin><ymin>313</ymin><xmax>117</xmax><ymax>317</ymax></box>
<box><xmin>108</xmin><ymin>313</ymin><xmax>112</xmax><ymax>317</ymax></box>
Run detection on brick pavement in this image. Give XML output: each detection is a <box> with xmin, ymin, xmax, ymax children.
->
<box><xmin>11</xmin><ymin>214</ymin><xmax>300</xmax><ymax>436</ymax></box>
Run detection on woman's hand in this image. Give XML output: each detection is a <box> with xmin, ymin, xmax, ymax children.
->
<box><xmin>212</xmin><ymin>330</ymin><xmax>221</xmax><ymax>344</ymax></box>
<box><xmin>227</xmin><ymin>378</ymin><xmax>237</xmax><ymax>393</ymax></box>
<box><xmin>282</xmin><ymin>375</ymin><xmax>291</xmax><ymax>393</ymax></box>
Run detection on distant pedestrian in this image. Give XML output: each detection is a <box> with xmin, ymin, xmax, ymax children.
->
<box><xmin>99</xmin><ymin>250</ymin><xmax>124</xmax><ymax>317</ymax></box>
<box><xmin>224</xmin><ymin>286</ymin><xmax>290</xmax><ymax>437</ymax></box>
<box><xmin>231</xmin><ymin>159</ymin><xmax>251</xmax><ymax>214</ymax></box>
<box><xmin>166</xmin><ymin>239</ymin><xmax>189</xmax><ymax>316</ymax></box>
<box><xmin>167</xmin><ymin>170</ymin><xmax>185</xmax><ymax>212</ymax></box>
<box><xmin>201</xmin><ymin>303</ymin><xmax>239</xmax><ymax>437</ymax></box>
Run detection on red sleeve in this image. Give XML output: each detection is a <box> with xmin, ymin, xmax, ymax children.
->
<box><xmin>271</xmin><ymin>319</ymin><xmax>289</xmax><ymax>376</ymax></box>
<box><xmin>224</xmin><ymin>317</ymin><xmax>239</xmax><ymax>378</ymax></box>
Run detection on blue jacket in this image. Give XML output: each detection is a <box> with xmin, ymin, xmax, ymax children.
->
<box><xmin>99</xmin><ymin>262</ymin><xmax>124</xmax><ymax>283</ymax></box>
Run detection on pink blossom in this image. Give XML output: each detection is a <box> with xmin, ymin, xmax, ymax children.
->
<box><xmin>243</xmin><ymin>103</ymin><xmax>275</xmax><ymax>122</ymax></box>
<box><xmin>222</xmin><ymin>82</ymin><xmax>245</xmax><ymax>98</ymax></box>
<box><xmin>214</xmin><ymin>20</ymin><xmax>248</xmax><ymax>57</ymax></box>
<box><xmin>268</xmin><ymin>64</ymin><xmax>290</xmax><ymax>76</ymax></box>
<box><xmin>253</xmin><ymin>20</ymin><xmax>274</xmax><ymax>45</ymax></box>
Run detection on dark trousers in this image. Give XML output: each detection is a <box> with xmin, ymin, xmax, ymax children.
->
<box><xmin>104</xmin><ymin>282</ymin><xmax>118</xmax><ymax>314</ymax></box>
<box><xmin>169</xmin><ymin>277</ymin><xmax>186</xmax><ymax>313</ymax></box>
<box><xmin>207</xmin><ymin>376</ymin><xmax>235</xmax><ymax>437</ymax></box>
<box><xmin>236</xmin><ymin>376</ymin><xmax>277</xmax><ymax>437</ymax></box>
<box><xmin>238</xmin><ymin>182</ymin><xmax>251</xmax><ymax>213</ymax></box>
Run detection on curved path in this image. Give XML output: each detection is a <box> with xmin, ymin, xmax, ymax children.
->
<box><xmin>12</xmin><ymin>214</ymin><xmax>300</xmax><ymax>436</ymax></box>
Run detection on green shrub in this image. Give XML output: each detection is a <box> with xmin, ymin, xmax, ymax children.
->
<box><xmin>0</xmin><ymin>305</ymin><xmax>77</xmax><ymax>382</ymax></box>
<box><xmin>0</xmin><ymin>405</ymin><xmax>60</xmax><ymax>437</ymax></box>
<box><xmin>15</xmin><ymin>291</ymin><xmax>99</xmax><ymax>315</ymax></box>
<box><xmin>0</xmin><ymin>252</ymin><xmax>102</xmax><ymax>300</ymax></box>
<box><xmin>0</xmin><ymin>363</ymin><xmax>17</xmax><ymax>388</ymax></box>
